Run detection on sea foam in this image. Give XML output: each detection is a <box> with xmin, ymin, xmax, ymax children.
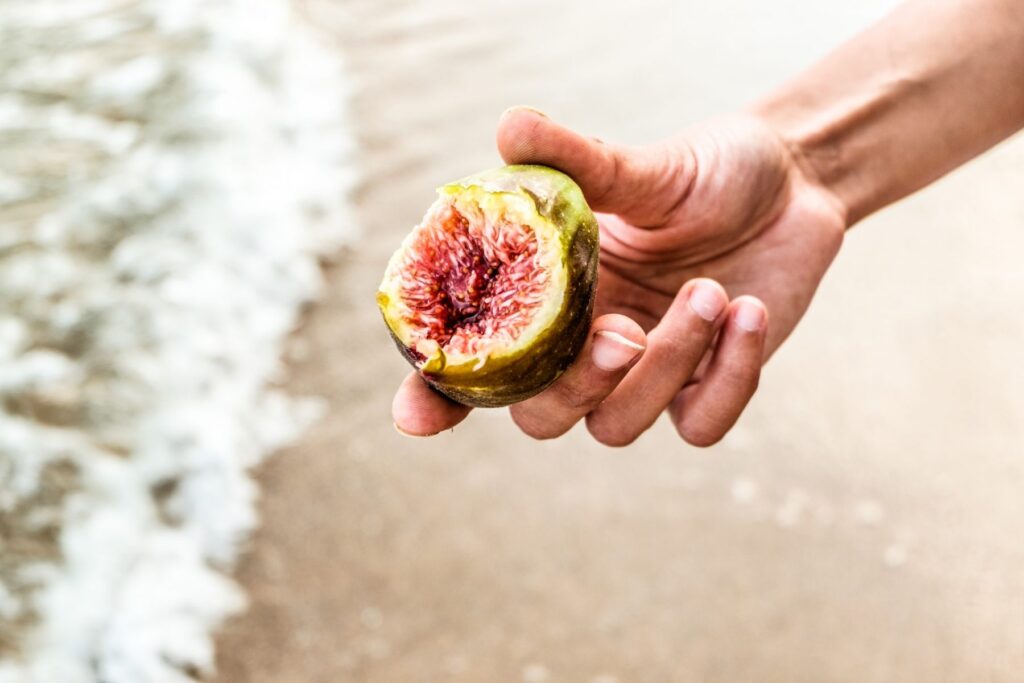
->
<box><xmin>0</xmin><ymin>1</ymin><xmax>356</xmax><ymax>680</ymax></box>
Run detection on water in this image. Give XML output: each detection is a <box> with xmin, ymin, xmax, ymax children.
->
<box><xmin>0</xmin><ymin>1</ymin><xmax>356</xmax><ymax>680</ymax></box>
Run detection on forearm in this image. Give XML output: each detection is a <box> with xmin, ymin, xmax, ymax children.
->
<box><xmin>751</xmin><ymin>0</ymin><xmax>1024</xmax><ymax>225</ymax></box>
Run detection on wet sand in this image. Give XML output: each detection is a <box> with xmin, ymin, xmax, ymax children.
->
<box><xmin>214</xmin><ymin>1</ymin><xmax>1024</xmax><ymax>680</ymax></box>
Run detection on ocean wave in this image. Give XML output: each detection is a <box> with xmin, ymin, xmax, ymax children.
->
<box><xmin>0</xmin><ymin>0</ymin><xmax>357</xmax><ymax>680</ymax></box>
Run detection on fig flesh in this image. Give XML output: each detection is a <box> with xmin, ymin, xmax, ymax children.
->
<box><xmin>377</xmin><ymin>164</ymin><xmax>599</xmax><ymax>407</ymax></box>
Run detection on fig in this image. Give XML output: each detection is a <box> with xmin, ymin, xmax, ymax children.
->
<box><xmin>377</xmin><ymin>164</ymin><xmax>599</xmax><ymax>407</ymax></box>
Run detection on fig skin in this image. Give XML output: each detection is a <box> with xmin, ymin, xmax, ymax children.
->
<box><xmin>381</xmin><ymin>164</ymin><xmax>599</xmax><ymax>408</ymax></box>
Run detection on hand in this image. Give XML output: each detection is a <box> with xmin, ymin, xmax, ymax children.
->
<box><xmin>393</xmin><ymin>107</ymin><xmax>846</xmax><ymax>446</ymax></box>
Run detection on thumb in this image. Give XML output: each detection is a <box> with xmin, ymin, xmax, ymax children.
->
<box><xmin>496</xmin><ymin>106</ymin><xmax>693</xmax><ymax>223</ymax></box>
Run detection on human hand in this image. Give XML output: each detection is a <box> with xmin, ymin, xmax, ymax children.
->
<box><xmin>393</xmin><ymin>107</ymin><xmax>845</xmax><ymax>446</ymax></box>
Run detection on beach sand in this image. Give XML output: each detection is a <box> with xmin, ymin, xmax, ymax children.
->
<box><xmin>214</xmin><ymin>1</ymin><xmax>1024</xmax><ymax>680</ymax></box>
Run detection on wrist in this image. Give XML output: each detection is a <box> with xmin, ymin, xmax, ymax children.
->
<box><xmin>745</xmin><ymin>102</ymin><xmax>858</xmax><ymax>229</ymax></box>
<box><xmin>747</xmin><ymin>0</ymin><xmax>1024</xmax><ymax>228</ymax></box>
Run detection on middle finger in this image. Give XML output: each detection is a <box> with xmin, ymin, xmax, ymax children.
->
<box><xmin>586</xmin><ymin>278</ymin><xmax>728</xmax><ymax>446</ymax></box>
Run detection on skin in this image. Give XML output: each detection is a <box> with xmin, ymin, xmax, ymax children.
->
<box><xmin>394</xmin><ymin>0</ymin><xmax>1024</xmax><ymax>446</ymax></box>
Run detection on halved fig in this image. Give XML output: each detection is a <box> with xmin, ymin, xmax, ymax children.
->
<box><xmin>377</xmin><ymin>164</ymin><xmax>599</xmax><ymax>407</ymax></box>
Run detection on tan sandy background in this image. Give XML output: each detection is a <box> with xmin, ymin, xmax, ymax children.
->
<box><xmin>215</xmin><ymin>0</ymin><xmax>1024</xmax><ymax>681</ymax></box>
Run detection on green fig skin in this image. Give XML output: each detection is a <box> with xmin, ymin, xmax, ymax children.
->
<box><xmin>381</xmin><ymin>165</ymin><xmax>599</xmax><ymax>408</ymax></box>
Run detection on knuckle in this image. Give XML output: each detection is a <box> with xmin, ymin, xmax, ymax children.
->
<box><xmin>586</xmin><ymin>416</ymin><xmax>638</xmax><ymax>448</ymax></box>
<box><xmin>648</xmin><ymin>336</ymin><xmax>707</xmax><ymax>372</ymax></box>
<box><xmin>510</xmin><ymin>409</ymin><xmax>565</xmax><ymax>441</ymax></box>
<box><xmin>677</xmin><ymin>420</ymin><xmax>724</xmax><ymax>448</ymax></box>
<box><xmin>520</xmin><ymin>421</ymin><xmax>562</xmax><ymax>441</ymax></box>
<box><xmin>600</xmin><ymin>146</ymin><xmax>623</xmax><ymax>204</ymax></box>
<box><xmin>550</xmin><ymin>379</ymin><xmax>601</xmax><ymax>412</ymax></box>
<box><xmin>647</xmin><ymin>149</ymin><xmax>695</xmax><ymax>226</ymax></box>
<box><xmin>721</xmin><ymin>363</ymin><xmax>760</xmax><ymax>397</ymax></box>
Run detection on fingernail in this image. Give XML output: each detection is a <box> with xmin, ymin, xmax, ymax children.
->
<box><xmin>592</xmin><ymin>330</ymin><xmax>645</xmax><ymax>371</ymax></box>
<box><xmin>688</xmin><ymin>281</ymin><xmax>726</xmax><ymax>321</ymax></box>
<box><xmin>734</xmin><ymin>300</ymin><xmax>766</xmax><ymax>332</ymax></box>
<box><xmin>503</xmin><ymin>105</ymin><xmax>548</xmax><ymax>119</ymax></box>
<box><xmin>394</xmin><ymin>421</ymin><xmax>432</xmax><ymax>438</ymax></box>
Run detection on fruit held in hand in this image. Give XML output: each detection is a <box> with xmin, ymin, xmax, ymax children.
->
<box><xmin>377</xmin><ymin>165</ymin><xmax>599</xmax><ymax>407</ymax></box>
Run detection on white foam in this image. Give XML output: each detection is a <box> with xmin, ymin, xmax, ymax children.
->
<box><xmin>0</xmin><ymin>0</ymin><xmax>356</xmax><ymax>680</ymax></box>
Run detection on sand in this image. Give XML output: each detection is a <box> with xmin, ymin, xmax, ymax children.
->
<box><xmin>214</xmin><ymin>0</ymin><xmax>1024</xmax><ymax>680</ymax></box>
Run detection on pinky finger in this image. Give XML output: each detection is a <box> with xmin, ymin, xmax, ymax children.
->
<box><xmin>669</xmin><ymin>296</ymin><xmax>767</xmax><ymax>447</ymax></box>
